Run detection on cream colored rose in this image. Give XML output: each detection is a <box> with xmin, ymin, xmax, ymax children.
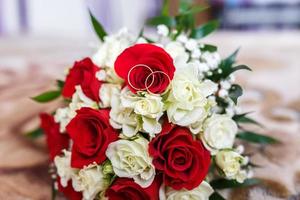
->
<box><xmin>72</xmin><ymin>164</ymin><xmax>107</xmax><ymax>200</ymax></box>
<box><xmin>106</xmin><ymin>136</ymin><xmax>155</xmax><ymax>188</ymax></box>
<box><xmin>99</xmin><ymin>83</ymin><xmax>121</xmax><ymax>108</ymax></box>
<box><xmin>159</xmin><ymin>181</ymin><xmax>213</xmax><ymax>200</ymax></box>
<box><xmin>109</xmin><ymin>90</ymin><xmax>140</xmax><ymax>137</ymax></box>
<box><xmin>215</xmin><ymin>150</ymin><xmax>247</xmax><ymax>183</ymax></box>
<box><xmin>202</xmin><ymin>114</ymin><xmax>237</xmax><ymax>154</ymax></box>
<box><xmin>119</xmin><ymin>87</ymin><xmax>163</xmax><ymax>136</ymax></box>
<box><xmin>92</xmin><ymin>28</ymin><xmax>133</xmax><ymax>68</ymax></box>
<box><xmin>54</xmin><ymin>150</ymin><xmax>78</xmax><ymax>187</ymax></box>
<box><xmin>166</xmin><ymin>64</ymin><xmax>217</xmax><ymax>129</ymax></box>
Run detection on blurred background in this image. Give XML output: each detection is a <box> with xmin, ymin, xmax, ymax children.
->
<box><xmin>0</xmin><ymin>0</ymin><xmax>300</xmax><ymax>36</ymax></box>
<box><xmin>0</xmin><ymin>0</ymin><xmax>299</xmax><ymax>199</ymax></box>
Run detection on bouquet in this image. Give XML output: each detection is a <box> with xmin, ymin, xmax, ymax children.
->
<box><xmin>30</xmin><ymin>2</ymin><xmax>278</xmax><ymax>200</ymax></box>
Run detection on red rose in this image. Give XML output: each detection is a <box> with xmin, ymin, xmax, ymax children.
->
<box><xmin>149</xmin><ymin>122</ymin><xmax>210</xmax><ymax>190</ymax></box>
<box><xmin>106</xmin><ymin>177</ymin><xmax>161</xmax><ymax>200</ymax></box>
<box><xmin>62</xmin><ymin>57</ymin><xmax>101</xmax><ymax>102</ymax></box>
<box><xmin>114</xmin><ymin>44</ymin><xmax>175</xmax><ymax>94</ymax></box>
<box><xmin>66</xmin><ymin>107</ymin><xmax>118</xmax><ymax>168</ymax></box>
<box><xmin>57</xmin><ymin>178</ymin><xmax>82</xmax><ymax>200</ymax></box>
<box><xmin>39</xmin><ymin>113</ymin><xmax>69</xmax><ymax>161</ymax></box>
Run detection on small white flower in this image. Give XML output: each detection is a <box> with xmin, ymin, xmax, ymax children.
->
<box><xmin>185</xmin><ymin>39</ymin><xmax>198</xmax><ymax>51</ymax></box>
<box><xmin>54</xmin><ymin>107</ymin><xmax>71</xmax><ymax>133</ymax></box>
<box><xmin>215</xmin><ymin>150</ymin><xmax>247</xmax><ymax>183</ymax></box>
<box><xmin>202</xmin><ymin>114</ymin><xmax>238</xmax><ymax>154</ymax></box>
<box><xmin>235</xmin><ymin>145</ymin><xmax>245</xmax><ymax>154</ymax></box>
<box><xmin>219</xmin><ymin>89</ymin><xmax>228</xmax><ymax>98</ymax></box>
<box><xmin>54</xmin><ymin>150</ymin><xmax>78</xmax><ymax>187</ymax></box>
<box><xmin>92</xmin><ymin>28</ymin><xmax>133</xmax><ymax>68</ymax></box>
<box><xmin>72</xmin><ymin>164</ymin><xmax>107</xmax><ymax>200</ymax></box>
<box><xmin>201</xmin><ymin>51</ymin><xmax>221</xmax><ymax>70</ymax></box>
<box><xmin>95</xmin><ymin>70</ymin><xmax>107</xmax><ymax>81</ymax></box>
<box><xmin>197</xmin><ymin>63</ymin><xmax>210</xmax><ymax>72</ymax></box>
<box><xmin>157</xmin><ymin>24</ymin><xmax>169</xmax><ymax>37</ymax></box>
<box><xmin>136</xmin><ymin>37</ymin><xmax>148</xmax><ymax>44</ymax></box>
<box><xmin>191</xmin><ymin>48</ymin><xmax>201</xmax><ymax>59</ymax></box>
<box><xmin>159</xmin><ymin>181</ymin><xmax>214</xmax><ymax>200</ymax></box>
<box><xmin>106</xmin><ymin>136</ymin><xmax>155</xmax><ymax>188</ymax></box>
<box><xmin>176</xmin><ymin>34</ymin><xmax>188</xmax><ymax>43</ymax></box>
<box><xmin>220</xmin><ymin>80</ymin><xmax>231</xmax><ymax>90</ymax></box>
<box><xmin>165</xmin><ymin>41</ymin><xmax>189</xmax><ymax>69</ymax></box>
<box><xmin>228</xmin><ymin>74</ymin><xmax>236</xmax><ymax>83</ymax></box>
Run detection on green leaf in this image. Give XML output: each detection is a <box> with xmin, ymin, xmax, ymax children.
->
<box><xmin>179</xmin><ymin>0</ymin><xmax>192</xmax><ymax>13</ymax></box>
<box><xmin>190</xmin><ymin>20</ymin><xmax>219</xmax><ymax>39</ymax></box>
<box><xmin>180</xmin><ymin>5</ymin><xmax>209</xmax><ymax>16</ymax></box>
<box><xmin>210</xmin><ymin>178</ymin><xmax>260</xmax><ymax>189</ymax></box>
<box><xmin>233</xmin><ymin>113</ymin><xmax>264</xmax><ymax>127</ymax></box>
<box><xmin>56</xmin><ymin>80</ymin><xmax>65</xmax><ymax>91</ymax></box>
<box><xmin>31</xmin><ymin>90</ymin><xmax>61</xmax><ymax>103</ymax></box>
<box><xmin>161</xmin><ymin>0</ymin><xmax>170</xmax><ymax>16</ymax></box>
<box><xmin>220</xmin><ymin>48</ymin><xmax>240</xmax><ymax>75</ymax></box>
<box><xmin>209</xmin><ymin>192</ymin><xmax>226</xmax><ymax>200</ymax></box>
<box><xmin>237</xmin><ymin>131</ymin><xmax>279</xmax><ymax>144</ymax></box>
<box><xmin>228</xmin><ymin>84</ymin><xmax>243</xmax><ymax>104</ymax></box>
<box><xmin>51</xmin><ymin>180</ymin><xmax>57</xmax><ymax>200</ymax></box>
<box><xmin>25</xmin><ymin>127</ymin><xmax>44</xmax><ymax>139</ymax></box>
<box><xmin>89</xmin><ymin>10</ymin><xmax>107</xmax><ymax>41</ymax></box>
<box><xmin>147</xmin><ymin>16</ymin><xmax>176</xmax><ymax>27</ymax></box>
<box><xmin>230</xmin><ymin>65</ymin><xmax>252</xmax><ymax>74</ymax></box>
<box><xmin>201</xmin><ymin>44</ymin><xmax>218</xmax><ymax>52</ymax></box>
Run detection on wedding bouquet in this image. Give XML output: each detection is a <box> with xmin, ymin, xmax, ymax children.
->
<box><xmin>31</xmin><ymin>2</ymin><xmax>278</xmax><ymax>200</ymax></box>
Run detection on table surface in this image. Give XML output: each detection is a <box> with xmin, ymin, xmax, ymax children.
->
<box><xmin>0</xmin><ymin>31</ymin><xmax>299</xmax><ymax>200</ymax></box>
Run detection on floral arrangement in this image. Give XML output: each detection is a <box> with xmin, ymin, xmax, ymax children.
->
<box><xmin>30</xmin><ymin>2</ymin><xmax>278</xmax><ymax>200</ymax></box>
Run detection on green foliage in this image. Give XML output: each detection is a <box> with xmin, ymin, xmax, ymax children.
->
<box><xmin>25</xmin><ymin>127</ymin><xmax>44</xmax><ymax>139</ymax></box>
<box><xmin>228</xmin><ymin>84</ymin><xmax>243</xmax><ymax>104</ymax></box>
<box><xmin>190</xmin><ymin>20</ymin><xmax>220</xmax><ymax>39</ymax></box>
<box><xmin>56</xmin><ymin>80</ymin><xmax>65</xmax><ymax>91</ymax></box>
<box><xmin>237</xmin><ymin>131</ymin><xmax>279</xmax><ymax>144</ymax></box>
<box><xmin>147</xmin><ymin>0</ymin><xmax>215</xmax><ymax>37</ymax></box>
<box><xmin>89</xmin><ymin>10</ymin><xmax>107</xmax><ymax>41</ymax></box>
<box><xmin>233</xmin><ymin>113</ymin><xmax>264</xmax><ymax>127</ymax></box>
<box><xmin>201</xmin><ymin>44</ymin><xmax>218</xmax><ymax>52</ymax></box>
<box><xmin>147</xmin><ymin>16</ymin><xmax>176</xmax><ymax>27</ymax></box>
<box><xmin>31</xmin><ymin>90</ymin><xmax>61</xmax><ymax>103</ymax></box>
<box><xmin>209</xmin><ymin>192</ymin><xmax>226</xmax><ymax>200</ymax></box>
<box><xmin>206</xmin><ymin>49</ymin><xmax>251</xmax><ymax>82</ymax></box>
<box><xmin>210</xmin><ymin>178</ymin><xmax>260</xmax><ymax>189</ymax></box>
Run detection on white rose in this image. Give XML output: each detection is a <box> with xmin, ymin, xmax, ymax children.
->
<box><xmin>106</xmin><ymin>136</ymin><xmax>155</xmax><ymax>188</ymax></box>
<box><xmin>72</xmin><ymin>164</ymin><xmax>106</xmax><ymax>200</ymax></box>
<box><xmin>92</xmin><ymin>28</ymin><xmax>133</xmax><ymax>68</ymax></box>
<box><xmin>54</xmin><ymin>150</ymin><xmax>78</xmax><ymax>187</ymax></box>
<box><xmin>134</xmin><ymin>94</ymin><xmax>163</xmax><ymax>118</ymax></box>
<box><xmin>215</xmin><ymin>150</ymin><xmax>247</xmax><ymax>183</ymax></box>
<box><xmin>54</xmin><ymin>107</ymin><xmax>71</xmax><ymax>133</ymax></box>
<box><xmin>159</xmin><ymin>181</ymin><xmax>213</xmax><ymax>200</ymax></box>
<box><xmin>99</xmin><ymin>83</ymin><xmax>121</xmax><ymax>108</ymax></box>
<box><xmin>109</xmin><ymin>90</ymin><xmax>140</xmax><ymax>137</ymax></box>
<box><xmin>119</xmin><ymin>87</ymin><xmax>163</xmax><ymax>136</ymax></box>
<box><xmin>54</xmin><ymin>86</ymin><xmax>98</xmax><ymax>132</ymax></box>
<box><xmin>166</xmin><ymin>64</ymin><xmax>217</xmax><ymax>129</ymax></box>
<box><xmin>202</xmin><ymin>114</ymin><xmax>238</xmax><ymax>154</ymax></box>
